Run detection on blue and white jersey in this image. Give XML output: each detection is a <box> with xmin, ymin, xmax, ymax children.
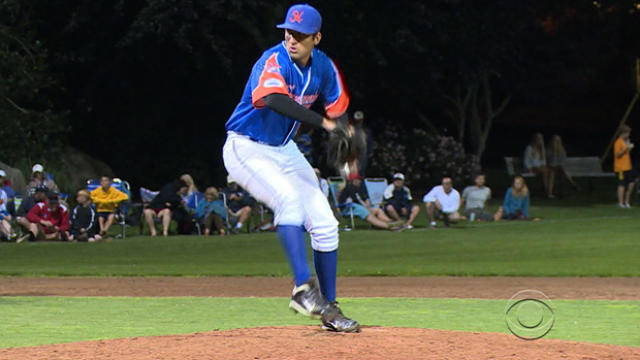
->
<box><xmin>226</xmin><ymin>42</ymin><xmax>349</xmax><ymax>146</ymax></box>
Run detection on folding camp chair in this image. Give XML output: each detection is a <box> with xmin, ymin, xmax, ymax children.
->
<box><xmin>184</xmin><ymin>191</ymin><xmax>205</xmax><ymax>235</ymax></box>
<box><xmin>364</xmin><ymin>177</ymin><xmax>389</xmax><ymax>209</ymax></box>
<box><xmin>86</xmin><ymin>178</ymin><xmax>132</xmax><ymax>238</ymax></box>
<box><xmin>139</xmin><ymin>187</ymin><xmax>159</xmax><ymax>234</ymax></box>
<box><xmin>327</xmin><ymin>176</ymin><xmax>355</xmax><ymax>230</ymax></box>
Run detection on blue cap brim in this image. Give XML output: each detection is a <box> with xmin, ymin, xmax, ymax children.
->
<box><xmin>276</xmin><ymin>23</ymin><xmax>316</xmax><ymax>35</ymax></box>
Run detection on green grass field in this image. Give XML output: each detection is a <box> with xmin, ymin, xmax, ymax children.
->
<box><xmin>1</xmin><ymin>297</ymin><xmax>639</xmax><ymax>348</ymax></box>
<box><xmin>0</xmin><ymin>203</ymin><xmax>638</xmax><ymax>276</ymax></box>
<box><xmin>0</xmin><ymin>202</ymin><xmax>639</xmax><ymax>349</ymax></box>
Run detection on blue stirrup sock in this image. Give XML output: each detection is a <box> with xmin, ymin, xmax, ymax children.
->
<box><xmin>277</xmin><ymin>225</ymin><xmax>311</xmax><ymax>287</ymax></box>
<box><xmin>313</xmin><ymin>249</ymin><xmax>337</xmax><ymax>302</ymax></box>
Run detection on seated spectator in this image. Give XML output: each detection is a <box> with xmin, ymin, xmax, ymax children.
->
<box><xmin>196</xmin><ymin>187</ymin><xmax>227</xmax><ymax>236</ymax></box>
<box><xmin>0</xmin><ymin>170</ymin><xmax>16</xmax><ymax>215</ymax></box>
<box><xmin>383</xmin><ymin>172</ymin><xmax>420</xmax><ymax>229</ymax></box>
<box><xmin>16</xmin><ymin>185</ymin><xmax>48</xmax><ymax>237</ymax></box>
<box><xmin>0</xmin><ymin>188</ymin><xmax>17</xmax><ymax>241</ymax></box>
<box><xmin>461</xmin><ymin>173</ymin><xmax>493</xmax><ymax>222</ymax></box>
<box><xmin>547</xmin><ymin>134</ymin><xmax>579</xmax><ymax>196</ymax></box>
<box><xmin>70</xmin><ymin>190</ymin><xmax>102</xmax><ymax>242</ymax></box>
<box><xmin>181</xmin><ymin>174</ymin><xmax>204</xmax><ymax>214</ymax></box>
<box><xmin>338</xmin><ymin>173</ymin><xmax>400</xmax><ymax>230</ymax></box>
<box><xmin>25</xmin><ymin>164</ymin><xmax>59</xmax><ymax>195</ymax></box>
<box><xmin>180</xmin><ymin>174</ymin><xmax>198</xmax><ymax>194</ymax></box>
<box><xmin>423</xmin><ymin>176</ymin><xmax>463</xmax><ymax>228</ymax></box>
<box><xmin>222</xmin><ymin>177</ymin><xmax>255</xmax><ymax>234</ymax></box>
<box><xmin>21</xmin><ymin>193</ymin><xmax>70</xmax><ymax>242</ymax></box>
<box><xmin>90</xmin><ymin>176</ymin><xmax>129</xmax><ymax>236</ymax></box>
<box><xmin>523</xmin><ymin>133</ymin><xmax>552</xmax><ymax>198</ymax></box>
<box><xmin>495</xmin><ymin>175</ymin><xmax>530</xmax><ymax>221</ymax></box>
<box><xmin>143</xmin><ymin>179</ymin><xmax>189</xmax><ymax>236</ymax></box>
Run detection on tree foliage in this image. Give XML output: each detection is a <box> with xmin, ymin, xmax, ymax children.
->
<box><xmin>0</xmin><ymin>0</ymin><xmax>68</xmax><ymax>165</ymax></box>
<box><xmin>2</xmin><ymin>0</ymin><xmax>639</xmax><ymax>188</ymax></box>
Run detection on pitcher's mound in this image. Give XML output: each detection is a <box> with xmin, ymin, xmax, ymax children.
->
<box><xmin>1</xmin><ymin>326</ymin><xmax>638</xmax><ymax>360</ymax></box>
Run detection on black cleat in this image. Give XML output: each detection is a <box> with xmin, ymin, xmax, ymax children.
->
<box><xmin>321</xmin><ymin>302</ymin><xmax>361</xmax><ymax>333</ymax></box>
<box><xmin>289</xmin><ymin>279</ymin><xmax>330</xmax><ymax>319</ymax></box>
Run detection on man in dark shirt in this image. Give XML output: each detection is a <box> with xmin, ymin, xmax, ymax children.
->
<box><xmin>383</xmin><ymin>173</ymin><xmax>420</xmax><ymax>229</ymax></box>
<box><xmin>16</xmin><ymin>185</ymin><xmax>48</xmax><ymax>241</ymax></box>
<box><xmin>222</xmin><ymin>177</ymin><xmax>254</xmax><ymax>233</ymax></box>
<box><xmin>69</xmin><ymin>189</ymin><xmax>101</xmax><ymax>242</ymax></box>
<box><xmin>143</xmin><ymin>179</ymin><xmax>188</xmax><ymax>236</ymax></box>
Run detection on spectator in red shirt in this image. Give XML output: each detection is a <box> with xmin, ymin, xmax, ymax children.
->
<box><xmin>21</xmin><ymin>193</ymin><xmax>70</xmax><ymax>242</ymax></box>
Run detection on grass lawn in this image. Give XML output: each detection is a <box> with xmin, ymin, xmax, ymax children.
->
<box><xmin>0</xmin><ymin>203</ymin><xmax>638</xmax><ymax>277</ymax></box>
<box><xmin>1</xmin><ymin>297</ymin><xmax>638</xmax><ymax>348</ymax></box>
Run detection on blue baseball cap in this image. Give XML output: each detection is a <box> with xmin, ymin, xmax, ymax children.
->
<box><xmin>276</xmin><ymin>4</ymin><xmax>322</xmax><ymax>35</ymax></box>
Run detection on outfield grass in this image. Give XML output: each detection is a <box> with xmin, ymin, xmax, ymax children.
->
<box><xmin>0</xmin><ymin>204</ymin><xmax>638</xmax><ymax>276</ymax></box>
<box><xmin>1</xmin><ymin>297</ymin><xmax>638</xmax><ymax>348</ymax></box>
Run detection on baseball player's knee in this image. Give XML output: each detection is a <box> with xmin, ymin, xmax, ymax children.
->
<box><xmin>308</xmin><ymin>221</ymin><xmax>339</xmax><ymax>252</ymax></box>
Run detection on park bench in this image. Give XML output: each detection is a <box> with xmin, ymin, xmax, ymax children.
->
<box><xmin>504</xmin><ymin>156</ymin><xmax>614</xmax><ymax>178</ymax></box>
<box><xmin>504</xmin><ymin>156</ymin><xmax>614</xmax><ymax>194</ymax></box>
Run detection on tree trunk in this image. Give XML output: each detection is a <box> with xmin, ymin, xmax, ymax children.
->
<box><xmin>470</xmin><ymin>71</ymin><xmax>511</xmax><ymax>160</ymax></box>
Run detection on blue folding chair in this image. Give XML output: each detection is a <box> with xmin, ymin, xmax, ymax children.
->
<box><xmin>86</xmin><ymin>178</ymin><xmax>131</xmax><ymax>238</ymax></box>
<box><xmin>327</xmin><ymin>176</ymin><xmax>355</xmax><ymax>230</ymax></box>
<box><xmin>364</xmin><ymin>177</ymin><xmax>389</xmax><ymax>209</ymax></box>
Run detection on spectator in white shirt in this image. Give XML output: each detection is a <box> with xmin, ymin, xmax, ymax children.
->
<box><xmin>423</xmin><ymin>176</ymin><xmax>463</xmax><ymax>227</ymax></box>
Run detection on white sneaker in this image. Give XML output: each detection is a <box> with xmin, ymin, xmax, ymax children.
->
<box><xmin>405</xmin><ymin>224</ymin><xmax>413</xmax><ymax>230</ymax></box>
<box><xmin>429</xmin><ymin>221</ymin><xmax>436</xmax><ymax>228</ymax></box>
<box><xmin>625</xmin><ymin>203</ymin><xmax>632</xmax><ymax>209</ymax></box>
<box><xmin>617</xmin><ymin>203</ymin><xmax>626</xmax><ymax>209</ymax></box>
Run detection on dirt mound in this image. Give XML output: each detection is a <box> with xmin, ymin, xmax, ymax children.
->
<box><xmin>1</xmin><ymin>326</ymin><xmax>638</xmax><ymax>360</ymax></box>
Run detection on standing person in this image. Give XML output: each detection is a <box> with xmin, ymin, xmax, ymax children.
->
<box><xmin>222</xmin><ymin>4</ymin><xmax>359</xmax><ymax>332</ymax></box>
<box><xmin>90</xmin><ymin>176</ymin><xmax>129</xmax><ymax>236</ymax></box>
<box><xmin>614</xmin><ymin>125</ymin><xmax>635</xmax><ymax>208</ymax></box>
<box><xmin>495</xmin><ymin>176</ymin><xmax>530</xmax><ymax>220</ymax></box>
<box><xmin>352</xmin><ymin>111</ymin><xmax>373</xmax><ymax>177</ymax></box>
<box><xmin>70</xmin><ymin>190</ymin><xmax>102</xmax><ymax>242</ymax></box>
<box><xmin>523</xmin><ymin>133</ymin><xmax>552</xmax><ymax>198</ymax></box>
<box><xmin>547</xmin><ymin>134</ymin><xmax>579</xmax><ymax>194</ymax></box>
<box><xmin>461</xmin><ymin>173</ymin><xmax>493</xmax><ymax>222</ymax></box>
<box><xmin>383</xmin><ymin>172</ymin><xmax>420</xmax><ymax>229</ymax></box>
<box><xmin>423</xmin><ymin>177</ymin><xmax>463</xmax><ymax>228</ymax></box>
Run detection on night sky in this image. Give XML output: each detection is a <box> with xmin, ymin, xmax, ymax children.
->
<box><xmin>6</xmin><ymin>0</ymin><xmax>640</xmax><ymax>190</ymax></box>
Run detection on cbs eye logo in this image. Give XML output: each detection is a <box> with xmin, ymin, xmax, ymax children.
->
<box><xmin>505</xmin><ymin>289</ymin><xmax>555</xmax><ymax>340</ymax></box>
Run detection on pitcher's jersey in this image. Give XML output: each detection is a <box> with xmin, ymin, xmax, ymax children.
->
<box><xmin>226</xmin><ymin>42</ymin><xmax>349</xmax><ymax>146</ymax></box>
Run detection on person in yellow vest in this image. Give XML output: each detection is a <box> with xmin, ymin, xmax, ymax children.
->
<box><xmin>90</xmin><ymin>176</ymin><xmax>129</xmax><ymax>235</ymax></box>
<box><xmin>613</xmin><ymin>125</ymin><xmax>636</xmax><ymax>208</ymax></box>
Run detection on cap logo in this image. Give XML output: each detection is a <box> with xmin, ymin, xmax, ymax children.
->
<box><xmin>290</xmin><ymin>10</ymin><xmax>303</xmax><ymax>23</ymax></box>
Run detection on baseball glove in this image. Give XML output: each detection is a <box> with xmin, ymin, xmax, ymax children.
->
<box><xmin>327</xmin><ymin>117</ymin><xmax>367</xmax><ymax>170</ymax></box>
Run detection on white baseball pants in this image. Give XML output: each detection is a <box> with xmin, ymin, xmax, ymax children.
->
<box><xmin>223</xmin><ymin>132</ymin><xmax>339</xmax><ymax>252</ymax></box>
